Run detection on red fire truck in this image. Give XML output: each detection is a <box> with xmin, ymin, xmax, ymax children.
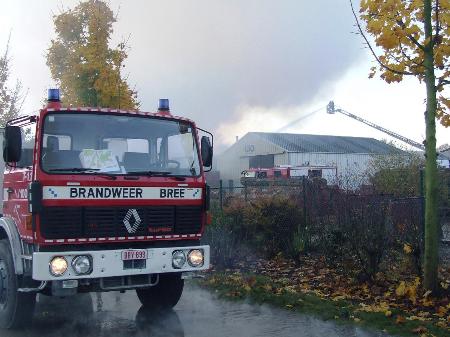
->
<box><xmin>241</xmin><ymin>165</ymin><xmax>337</xmax><ymax>185</ymax></box>
<box><xmin>0</xmin><ymin>89</ymin><xmax>213</xmax><ymax>329</ymax></box>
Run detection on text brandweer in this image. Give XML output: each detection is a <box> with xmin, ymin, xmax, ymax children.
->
<box><xmin>69</xmin><ymin>187</ymin><xmax>187</xmax><ymax>199</ymax></box>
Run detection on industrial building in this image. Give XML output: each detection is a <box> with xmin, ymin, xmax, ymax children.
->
<box><xmin>216</xmin><ymin>132</ymin><xmax>400</xmax><ymax>187</ymax></box>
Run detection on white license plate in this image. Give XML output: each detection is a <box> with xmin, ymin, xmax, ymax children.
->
<box><xmin>121</xmin><ymin>250</ymin><xmax>148</xmax><ymax>261</ymax></box>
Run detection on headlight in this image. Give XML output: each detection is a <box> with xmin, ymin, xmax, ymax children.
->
<box><xmin>72</xmin><ymin>255</ymin><xmax>92</xmax><ymax>275</ymax></box>
<box><xmin>49</xmin><ymin>256</ymin><xmax>68</xmax><ymax>276</ymax></box>
<box><xmin>172</xmin><ymin>250</ymin><xmax>186</xmax><ymax>269</ymax></box>
<box><xmin>187</xmin><ymin>249</ymin><xmax>204</xmax><ymax>267</ymax></box>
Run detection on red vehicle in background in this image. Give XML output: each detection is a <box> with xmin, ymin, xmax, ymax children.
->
<box><xmin>0</xmin><ymin>89</ymin><xmax>213</xmax><ymax>329</ymax></box>
<box><xmin>241</xmin><ymin>165</ymin><xmax>337</xmax><ymax>185</ymax></box>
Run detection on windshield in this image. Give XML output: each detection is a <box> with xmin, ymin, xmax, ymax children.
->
<box><xmin>41</xmin><ymin>113</ymin><xmax>201</xmax><ymax>176</ymax></box>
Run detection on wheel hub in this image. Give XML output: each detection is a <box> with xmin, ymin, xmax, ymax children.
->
<box><xmin>0</xmin><ymin>259</ymin><xmax>8</xmax><ymax>307</ymax></box>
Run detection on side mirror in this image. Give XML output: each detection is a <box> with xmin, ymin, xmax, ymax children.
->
<box><xmin>201</xmin><ymin>136</ymin><xmax>213</xmax><ymax>168</ymax></box>
<box><xmin>3</xmin><ymin>125</ymin><xmax>22</xmax><ymax>163</ymax></box>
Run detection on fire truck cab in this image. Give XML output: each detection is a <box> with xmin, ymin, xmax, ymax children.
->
<box><xmin>0</xmin><ymin>90</ymin><xmax>213</xmax><ymax>329</ymax></box>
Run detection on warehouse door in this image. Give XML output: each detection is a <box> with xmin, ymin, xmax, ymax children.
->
<box><xmin>249</xmin><ymin>154</ymin><xmax>274</xmax><ymax>168</ymax></box>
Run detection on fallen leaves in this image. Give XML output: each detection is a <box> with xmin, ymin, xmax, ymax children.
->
<box><xmin>358</xmin><ymin>301</ymin><xmax>390</xmax><ymax>313</ymax></box>
<box><xmin>206</xmin><ymin>253</ymin><xmax>450</xmax><ymax>332</ymax></box>
<box><xmin>436</xmin><ymin>306</ymin><xmax>448</xmax><ymax>318</ymax></box>
<box><xmin>395</xmin><ymin>277</ymin><xmax>420</xmax><ymax>304</ymax></box>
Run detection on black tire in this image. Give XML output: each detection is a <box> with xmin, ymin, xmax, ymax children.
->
<box><xmin>0</xmin><ymin>240</ymin><xmax>36</xmax><ymax>329</ymax></box>
<box><xmin>136</xmin><ymin>273</ymin><xmax>184</xmax><ymax>309</ymax></box>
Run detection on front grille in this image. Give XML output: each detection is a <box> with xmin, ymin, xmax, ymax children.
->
<box><xmin>40</xmin><ymin>206</ymin><xmax>202</xmax><ymax>239</ymax></box>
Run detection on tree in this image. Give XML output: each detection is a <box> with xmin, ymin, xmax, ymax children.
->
<box><xmin>367</xmin><ymin>146</ymin><xmax>425</xmax><ymax>197</ymax></box>
<box><xmin>0</xmin><ymin>37</ymin><xmax>24</xmax><ymax>127</ymax></box>
<box><xmin>354</xmin><ymin>0</ymin><xmax>449</xmax><ymax>291</ymax></box>
<box><xmin>47</xmin><ymin>0</ymin><xmax>139</xmax><ymax>109</ymax></box>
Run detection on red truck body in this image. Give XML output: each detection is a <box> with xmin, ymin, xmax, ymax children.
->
<box><xmin>0</xmin><ymin>91</ymin><xmax>213</xmax><ymax>329</ymax></box>
<box><xmin>3</xmin><ymin>108</ymin><xmax>207</xmax><ymax>246</ymax></box>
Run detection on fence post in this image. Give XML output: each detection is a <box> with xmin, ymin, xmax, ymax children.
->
<box><xmin>302</xmin><ymin>177</ymin><xmax>307</xmax><ymax>233</ymax></box>
<box><xmin>219</xmin><ymin>179</ymin><xmax>223</xmax><ymax>210</ymax></box>
<box><xmin>244</xmin><ymin>184</ymin><xmax>248</xmax><ymax>202</ymax></box>
<box><xmin>419</xmin><ymin>168</ymin><xmax>425</xmax><ymax>252</ymax></box>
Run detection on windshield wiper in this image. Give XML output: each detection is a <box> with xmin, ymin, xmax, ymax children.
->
<box><xmin>49</xmin><ymin>167</ymin><xmax>118</xmax><ymax>180</ymax></box>
<box><xmin>49</xmin><ymin>168</ymin><xmax>100</xmax><ymax>172</ymax></box>
<box><xmin>126</xmin><ymin>171</ymin><xmax>172</xmax><ymax>176</ymax></box>
<box><xmin>126</xmin><ymin>171</ymin><xmax>188</xmax><ymax>181</ymax></box>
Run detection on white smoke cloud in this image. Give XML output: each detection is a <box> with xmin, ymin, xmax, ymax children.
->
<box><xmin>1</xmin><ymin>0</ymin><xmax>365</xmax><ymax>146</ymax></box>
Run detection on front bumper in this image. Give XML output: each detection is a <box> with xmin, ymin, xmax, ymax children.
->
<box><xmin>32</xmin><ymin>245</ymin><xmax>210</xmax><ymax>281</ymax></box>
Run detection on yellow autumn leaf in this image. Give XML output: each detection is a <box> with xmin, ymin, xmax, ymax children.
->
<box><xmin>358</xmin><ymin>302</ymin><xmax>390</xmax><ymax>313</ymax></box>
<box><xmin>436</xmin><ymin>320</ymin><xmax>448</xmax><ymax>328</ymax></box>
<box><xmin>403</xmin><ymin>243</ymin><xmax>412</xmax><ymax>254</ymax></box>
<box><xmin>396</xmin><ymin>281</ymin><xmax>406</xmax><ymax>296</ymax></box>
<box><xmin>436</xmin><ymin>306</ymin><xmax>447</xmax><ymax>318</ymax></box>
<box><xmin>421</xmin><ymin>297</ymin><xmax>434</xmax><ymax>307</ymax></box>
<box><xmin>331</xmin><ymin>295</ymin><xmax>347</xmax><ymax>301</ymax></box>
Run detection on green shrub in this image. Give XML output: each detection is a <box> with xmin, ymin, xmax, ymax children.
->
<box><xmin>222</xmin><ymin>195</ymin><xmax>303</xmax><ymax>259</ymax></box>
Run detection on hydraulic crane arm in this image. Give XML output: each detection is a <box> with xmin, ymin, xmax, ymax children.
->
<box><xmin>326</xmin><ymin>101</ymin><xmax>425</xmax><ymax>151</ymax></box>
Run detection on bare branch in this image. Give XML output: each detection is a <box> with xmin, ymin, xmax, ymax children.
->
<box><xmin>395</xmin><ymin>18</ymin><xmax>425</xmax><ymax>51</ymax></box>
<box><xmin>17</xmin><ymin>86</ymin><xmax>28</xmax><ymax>113</ymax></box>
<box><xmin>350</xmin><ymin>0</ymin><xmax>414</xmax><ymax>76</ymax></box>
<box><xmin>399</xmin><ymin>48</ymin><xmax>424</xmax><ymax>72</ymax></box>
<box><xmin>437</xmin><ymin>79</ymin><xmax>450</xmax><ymax>90</ymax></box>
<box><xmin>0</xmin><ymin>31</ymin><xmax>12</xmax><ymax>76</ymax></box>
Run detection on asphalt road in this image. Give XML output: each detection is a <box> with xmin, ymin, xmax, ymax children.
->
<box><xmin>1</xmin><ymin>283</ymin><xmax>392</xmax><ymax>337</ymax></box>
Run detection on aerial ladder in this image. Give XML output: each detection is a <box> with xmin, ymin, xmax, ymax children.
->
<box><xmin>326</xmin><ymin>101</ymin><xmax>426</xmax><ymax>151</ymax></box>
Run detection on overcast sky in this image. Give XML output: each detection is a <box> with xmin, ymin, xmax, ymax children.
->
<box><xmin>0</xmin><ymin>0</ymin><xmax>448</xmax><ymax>151</ymax></box>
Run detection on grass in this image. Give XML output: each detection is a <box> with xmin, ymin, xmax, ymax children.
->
<box><xmin>199</xmin><ymin>273</ymin><xmax>449</xmax><ymax>337</ymax></box>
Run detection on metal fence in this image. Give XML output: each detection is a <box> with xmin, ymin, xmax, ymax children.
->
<box><xmin>210</xmin><ymin>170</ymin><xmax>450</xmax><ymax>244</ymax></box>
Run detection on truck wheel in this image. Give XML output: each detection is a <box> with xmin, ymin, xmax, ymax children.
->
<box><xmin>0</xmin><ymin>240</ymin><xmax>36</xmax><ymax>329</ymax></box>
<box><xmin>136</xmin><ymin>273</ymin><xmax>184</xmax><ymax>309</ymax></box>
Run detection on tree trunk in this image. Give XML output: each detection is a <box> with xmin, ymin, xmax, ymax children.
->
<box><xmin>423</xmin><ymin>0</ymin><xmax>439</xmax><ymax>292</ymax></box>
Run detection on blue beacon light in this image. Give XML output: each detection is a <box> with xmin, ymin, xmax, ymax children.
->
<box><xmin>47</xmin><ymin>88</ymin><xmax>60</xmax><ymax>102</ymax></box>
<box><xmin>158</xmin><ymin>98</ymin><xmax>170</xmax><ymax>111</ymax></box>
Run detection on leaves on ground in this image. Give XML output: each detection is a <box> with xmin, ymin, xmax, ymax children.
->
<box><xmin>204</xmin><ymin>253</ymin><xmax>450</xmax><ymax>334</ymax></box>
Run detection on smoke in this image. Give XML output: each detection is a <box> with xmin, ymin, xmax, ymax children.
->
<box><xmin>115</xmin><ymin>0</ymin><xmax>364</xmax><ymax>144</ymax></box>
<box><xmin>0</xmin><ymin>284</ymin><xmax>380</xmax><ymax>337</ymax></box>
<box><xmin>0</xmin><ymin>1</ymin><xmax>363</xmax><ymax>146</ymax></box>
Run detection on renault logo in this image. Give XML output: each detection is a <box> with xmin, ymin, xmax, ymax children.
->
<box><xmin>123</xmin><ymin>209</ymin><xmax>141</xmax><ymax>234</ymax></box>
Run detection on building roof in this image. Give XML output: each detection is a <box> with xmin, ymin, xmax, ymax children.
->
<box><xmin>440</xmin><ymin>149</ymin><xmax>450</xmax><ymax>160</ymax></box>
<box><xmin>251</xmin><ymin>132</ymin><xmax>400</xmax><ymax>154</ymax></box>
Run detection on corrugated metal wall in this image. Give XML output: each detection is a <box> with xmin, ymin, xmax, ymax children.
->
<box><xmin>288</xmin><ymin>152</ymin><xmax>372</xmax><ymax>185</ymax></box>
<box><xmin>217</xmin><ymin>133</ymin><xmax>378</xmax><ymax>187</ymax></box>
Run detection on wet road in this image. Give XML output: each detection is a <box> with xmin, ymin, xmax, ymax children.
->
<box><xmin>1</xmin><ymin>283</ymin><xmax>392</xmax><ymax>337</ymax></box>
